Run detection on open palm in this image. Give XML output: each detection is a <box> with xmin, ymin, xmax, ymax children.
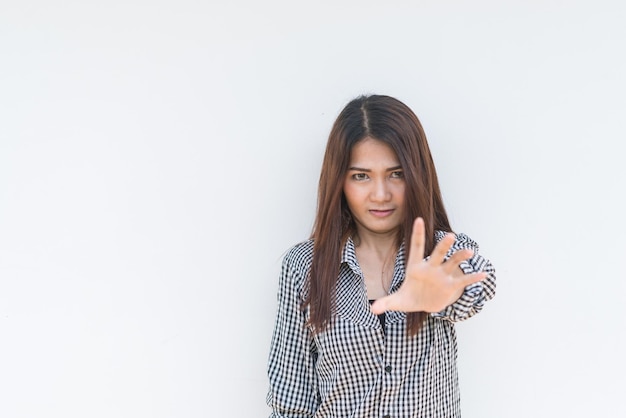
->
<box><xmin>370</xmin><ymin>217</ymin><xmax>487</xmax><ymax>314</ymax></box>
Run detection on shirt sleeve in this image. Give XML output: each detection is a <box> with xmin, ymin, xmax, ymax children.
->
<box><xmin>431</xmin><ymin>232</ymin><xmax>497</xmax><ymax>322</ymax></box>
<box><xmin>266</xmin><ymin>249</ymin><xmax>319</xmax><ymax>418</ymax></box>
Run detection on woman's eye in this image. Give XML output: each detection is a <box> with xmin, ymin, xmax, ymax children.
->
<box><xmin>352</xmin><ymin>173</ymin><xmax>368</xmax><ymax>181</ymax></box>
<box><xmin>390</xmin><ymin>171</ymin><xmax>404</xmax><ymax>179</ymax></box>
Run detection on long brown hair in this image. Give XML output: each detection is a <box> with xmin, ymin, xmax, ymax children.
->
<box><xmin>307</xmin><ymin>94</ymin><xmax>452</xmax><ymax>335</ymax></box>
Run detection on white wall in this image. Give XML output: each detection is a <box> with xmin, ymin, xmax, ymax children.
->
<box><xmin>1</xmin><ymin>1</ymin><xmax>625</xmax><ymax>417</ymax></box>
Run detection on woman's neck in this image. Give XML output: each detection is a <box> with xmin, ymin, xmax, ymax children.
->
<box><xmin>353</xmin><ymin>229</ymin><xmax>399</xmax><ymax>258</ymax></box>
<box><xmin>353</xmin><ymin>234</ymin><xmax>399</xmax><ymax>299</ymax></box>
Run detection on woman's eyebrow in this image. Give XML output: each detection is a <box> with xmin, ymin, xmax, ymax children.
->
<box><xmin>347</xmin><ymin>165</ymin><xmax>402</xmax><ymax>171</ymax></box>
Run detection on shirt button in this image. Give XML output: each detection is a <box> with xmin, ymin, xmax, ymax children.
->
<box><xmin>385</xmin><ymin>365</ymin><xmax>392</xmax><ymax>373</ymax></box>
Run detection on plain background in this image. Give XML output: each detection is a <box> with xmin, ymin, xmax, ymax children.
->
<box><xmin>1</xmin><ymin>1</ymin><xmax>625</xmax><ymax>417</ymax></box>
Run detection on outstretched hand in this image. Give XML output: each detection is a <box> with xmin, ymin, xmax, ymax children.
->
<box><xmin>370</xmin><ymin>217</ymin><xmax>487</xmax><ymax>315</ymax></box>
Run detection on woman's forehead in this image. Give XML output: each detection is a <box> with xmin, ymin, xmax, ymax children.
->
<box><xmin>349</xmin><ymin>138</ymin><xmax>400</xmax><ymax>167</ymax></box>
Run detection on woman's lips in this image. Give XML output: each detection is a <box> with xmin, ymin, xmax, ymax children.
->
<box><xmin>369</xmin><ymin>209</ymin><xmax>394</xmax><ymax>218</ymax></box>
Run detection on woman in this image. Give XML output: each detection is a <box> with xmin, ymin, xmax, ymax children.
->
<box><xmin>267</xmin><ymin>94</ymin><xmax>496</xmax><ymax>417</ymax></box>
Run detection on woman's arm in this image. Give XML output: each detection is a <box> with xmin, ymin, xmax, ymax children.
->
<box><xmin>267</xmin><ymin>248</ymin><xmax>319</xmax><ymax>418</ymax></box>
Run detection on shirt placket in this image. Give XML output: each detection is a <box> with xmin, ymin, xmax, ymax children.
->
<box><xmin>378</xmin><ymin>253</ymin><xmax>406</xmax><ymax>418</ymax></box>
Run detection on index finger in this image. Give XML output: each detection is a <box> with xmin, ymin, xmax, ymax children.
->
<box><xmin>409</xmin><ymin>217</ymin><xmax>426</xmax><ymax>262</ymax></box>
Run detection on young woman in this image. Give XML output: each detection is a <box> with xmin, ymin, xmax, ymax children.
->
<box><xmin>266</xmin><ymin>94</ymin><xmax>496</xmax><ymax>418</ymax></box>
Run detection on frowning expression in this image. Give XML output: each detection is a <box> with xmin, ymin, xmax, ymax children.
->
<box><xmin>343</xmin><ymin>137</ymin><xmax>406</xmax><ymax>239</ymax></box>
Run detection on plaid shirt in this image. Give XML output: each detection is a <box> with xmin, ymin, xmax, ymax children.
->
<box><xmin>267</xmin><ymin>232</ymin><xmax>496</xmax><ymax>418</ymax></box>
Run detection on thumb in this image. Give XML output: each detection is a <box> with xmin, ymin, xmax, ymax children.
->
<box><xmin>370</xmin><ymin>295</ymin><xmax>394</xmax><ymax>315</ymax></box>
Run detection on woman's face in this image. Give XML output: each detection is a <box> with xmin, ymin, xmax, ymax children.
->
<box><xmin>343</xmin><ymin>137</ymin><xmax>406</xmax><ymax>240</ymax></box>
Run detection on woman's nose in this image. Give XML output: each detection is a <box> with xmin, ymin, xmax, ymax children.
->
<box><xmin>371</xmin><ymin>179</ymin><xmax>391</xmax><ymax>202</ymax></box>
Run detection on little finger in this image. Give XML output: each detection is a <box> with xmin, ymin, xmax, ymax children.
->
<box><xmin>460</xmin><ymin>271</ymin><xmax>488</xmax><ymax>287</ymax></box>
